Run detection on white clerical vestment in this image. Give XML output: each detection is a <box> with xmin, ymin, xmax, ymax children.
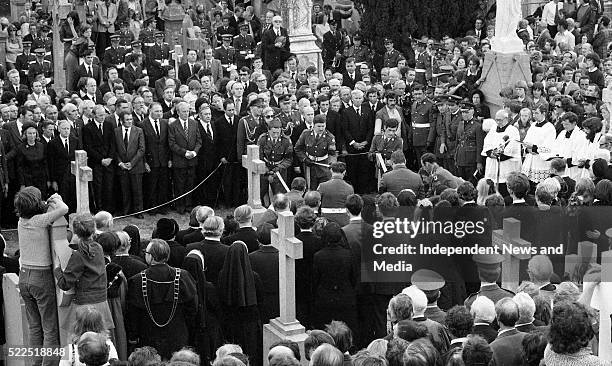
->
<box><xmin>482</xmin><ymin>123</ymin><xmax>521</xmax><ymax>183</ymax></box>
<box><xmin>554</xmin><ymin>127</ymin><xmax>588</xmax><ymax>180</ymax></box>
<box><xmin>521</xmin><ymin>121</ymin><xmax>556</xmax><ymax>183</ymax></box>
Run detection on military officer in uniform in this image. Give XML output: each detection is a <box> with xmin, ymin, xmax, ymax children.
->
<box><xmin>257</xmin><ymin>118</ymin><xmax>293</xmax><ymax>206</ymax></box>
<box><xmin>233</xmin><ymin>23</ymin><xmax>256</xmax><ymax>70</ymax></box>
<box><xmin>102</xmin><ymin>34</ymin><xmax>127</xmax><ymax>76</ymax></box>
<box><xmin>15</xmin><ymin>41</ymin><xmax>36</xmax><ymax>84</ymax></box>
<box><xmin>28</xmin><ymin>48</ymin><xmax>53</xmax><ymax>85</ymax></box>
<box><xmin>118</xmin><ymin>21</ymin><xmax>135</xmax><ymax>47</ymax></box>
<box><xmin>317</xmin><ymin>161</ymin><xmax>354</xmax><ymax>226</ymax></box>
<box><xmin>295</xmin><ymin>114</ymin><xmax>337</xmax><ymax>190</ymax></box>
<box><xmin>382</xmin><ymin>38</ymin><xmax>401</xmax><ymax>69</ymax></box>
<box><xmin>215</xmin><ymin>34</ymin><xmax>236</xmax><ymax>77</ymax></box>
<box><xmin>442</xmin><ymin>95</ymin><xmax>462</xmax><ymax>174</ymax></box>
<box><xmin>277</xmin><ymin>94</ymin><xmax>301</xmax><ymax>138</ymax></box>
<box><xmin>428</xmin><ymin>95</ymin><xmax>449</xmax><ymax>162</ymax></box>
<box><xmin>414</xmin><ymin>40</ymin><xmax>431</xmax><ymax>86</ymax></box>
<box><xmin>140</xmin><ymin>17</ymin><xmax>158</xmax><ymax>55</ymax></box>
<box><xmin>455</xmin><ymin>101</ymin><xmax>484</xmax><ymax>182</ymax></box>
<box><xmin>124</xmin><ymin>40</ymin><xmax>148</xmax><ymax>70</ymax></box>
<box><xmin>344</xmin><ymin>33</ymin><xmax>370</xmax><ymax>65</ymax></box>
<box><xmin>464</xmin><ymin>253</ymin><xmax>515</xmax><ymax>310</ymax></box>
<box><xmin>410</xmin><ymin>84</ymin><xmax>434</xmax><ymax>169</ymax></box>
<box><xmin>411</xmin><ymin>269</ymin><xmax>447</xmax><ymax>324</ymax></box>
<box><xmin>369</xmin><ymin>118</ymin><xmax>403</xmax><ymax>180</ymax></box>
<box><xmin>148</xmin><ymin>31</ymin><xmax>172</xmax><ymax>88</ymax></box>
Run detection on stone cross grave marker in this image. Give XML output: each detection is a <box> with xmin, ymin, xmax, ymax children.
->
<box><xmin>242</xmin><ymin>145</ymin><xmax>268</xmax><ymax>221</ymax></box>
<box><xmin>71</xmin><ymin>150</ymin><xmax>93</xmax><ymax>214</ymax></box>
<box><xmin>492</xmin><ymin>217</ymin><xmax>531</xmax><ymax>292</ymax></box>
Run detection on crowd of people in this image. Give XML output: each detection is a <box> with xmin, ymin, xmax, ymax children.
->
<box><xmin>1</xmin><ymin>0</ymin><xmax>612</xmax><ymax>365</ymax></box>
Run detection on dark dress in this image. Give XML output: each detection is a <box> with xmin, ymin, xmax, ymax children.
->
<box><xmin>312</xmin><ymin>245</ymin><xmax>359</xmax><ymax>334</ymax></box>
<box><xmin>218</xmin><ymin>243</ymin><xmax>264</xmax><ymax>366</ymax></box>
<box><xmin>16</xmin><ymin>141</ymin><xmax>48</xmax><ymax>197</ymax></box>
<box><xmin>127</xmin><ymin>263</ymin><xmax>198</xmax><ymax>360</ymax></box>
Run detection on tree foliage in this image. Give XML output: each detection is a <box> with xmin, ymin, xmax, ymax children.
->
<box><xmin>354</xmin><ymin>0</ymin><xmax>482</xmax><ymax>54</ymax></box>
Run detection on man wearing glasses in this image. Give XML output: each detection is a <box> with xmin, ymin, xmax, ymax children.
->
<box><xmin>262</xmin><ymin>15</ymin><xmax>290</xmax><ymax>73</ymax></box>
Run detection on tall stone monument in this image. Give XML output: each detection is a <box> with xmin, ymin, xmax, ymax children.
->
<box><xmin>479</xmin><ymin>0</ymin><xmax>531</xmax><ymax>114</ymax></box>
<box><xmin>162</xmin><ymin>0</ymin><xmax>186</xmax><ymax>49</ymax></box>
<box><xmin>280</xmin><ymin>0</ymin><xmax>322</xmax><ymax>72</ymax></box>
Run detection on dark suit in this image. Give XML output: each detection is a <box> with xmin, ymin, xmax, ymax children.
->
<box><xmin>322</xmin><ymin>30</ymin><xmax>344</xmax><ymax>69</ymax></box>
<box><xmin>4</xmin><ymin>84</ymin><xmax>30</xmax><ymax>105</ymax></box>
<box><xmin>114</xmin><ymin>125</ymin><xmax>145</xmax><ymax>214</ymax></box>
<box><xmin>68</xmin><ymin>119</ymin><xmax>85</xmax><ymax>147</ymax></box>
<box><xmin>342</xmin><ymin>71</ymin><xmax>362</xmax><ymax>89</ymax></box>
<box><xmin>379</xmin><ymin>164</ymin><xmax>424</xmax><ymax>197</ymax></box>
<box><xmin>186</xmin><ymin>239</ymin><xmax>228</xmax><ymax>285</ymax></box>
<box><xmin>471</xmin><ymin>323</ymin><xmax>498</xmax><ymax>344</ymax></box>
<box><xmin>195</xmin><ymin>118</ymin><xmax>220</xmax><ymax>205</ymax></box>
<box><xmin>73</xmin><ymin>63</ymin><xmax>102</xmax><ymax>91</ymax></box>
<box><xmin>178</xmin><ymin>62</ymin><xmax>202</xmax><ymax>85</ymax></box>
<box><xmin>221</xmin><ymin>226</ymin><xmax>259</xmax><ymax>253</ymax></box>
<box><xmin>261</xmin><ymin>27</ymin><xmax>290</xmax><ymax>72</ymax></box>
<box><xmin>123</xmin><ymin>63</ymin><xmax>145</xmax><ymax>94</ymax></box>
<box><xmin>47</xmin><ymin>135</ymin><xmax>80</xmax><ymax>212</ymax></box>
<box><xmin>490</xmin><ymin>329</ymin><xmax>526</xmax><ymax>366</ymax></box>
<box><xmin>341</xmin><ymin>105</ymin><xmax>374</xmax><ymax>193</ymax></box>
<box><xmin>215</xmin><ymin>114</ymin><xmax>241</xmax><ymax>207</ymax></box>
<box><xmin>249</xmin><ymin>245</ymin><xmax>279</xmax><ymax>323</ymax></box>
<box><xmin>143</xmin><ymin>117</ymin><xmax>170</xmax><ymax>211</ymax></box>
<box><xmin>83</xmin><ymin>120</ymin><xmax>115</xmax><ymax>212</ymax></box>
<box><xmin>168</xmin><ymin>118</ymin><xmax>202</xmax><ymax>213</ymax></box>
<box><xmin>295</xmin><ymin>230</ymin><xmax>323</xmax><ymax>328</ymax></box>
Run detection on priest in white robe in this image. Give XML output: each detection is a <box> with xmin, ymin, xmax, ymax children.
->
<box><xmin>522</xmin><ymin>105</ymin><xmax>556</xmax><ymax>186</ymax></box>
<box><xmin>553</xmin><ymin>112</ymin><xmax>589</xmax><ymax>180</ymax></box>
<box><xmin>482</xmin><ymin>109</ymin><xmax>522</xmax><ymax>196</ymax></box>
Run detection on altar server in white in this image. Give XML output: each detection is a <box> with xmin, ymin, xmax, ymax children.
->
<box><xmin>522</xmin><ymin>104</ymin><xmax>556</xmax><ymax>186</ymax></box>
<box><xmin>553</xmin><ymin>112</ymin><xmax>588</xmax><ymax>180</ymax></box>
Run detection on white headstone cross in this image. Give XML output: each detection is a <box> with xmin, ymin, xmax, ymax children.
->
<box><xmin>271</xmin><ymin>211</ymin><xmax>303</xmax><ymax>325</ymax></box>
<box><xmin>242</xmin><ymin>145</ymin><xmax>267</xmax><ymax>209</ymax></box>
<box><xmin>71</xmin><ymin>150</ymin><xmax>93</xmax><ymax>214</ymax></box>
<box><xmin>492</xmin><ymin>218</ymin><xmax>531</xmax><ymax>292</ymax></box>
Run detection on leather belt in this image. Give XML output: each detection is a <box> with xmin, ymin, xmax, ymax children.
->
<box><xmin>306</xmin><ymin>153</ymin><xmax>329</xmax><ymax>162</ymax></box>
<box><xmin>321</xmin><ymin>208</ymin><xmax>347</xmax><ymax>214</ymax></box>
<box><xmin>413</xmin><ymin>123</ymin><xmax>431</xmax><ymax>128</ymax></box>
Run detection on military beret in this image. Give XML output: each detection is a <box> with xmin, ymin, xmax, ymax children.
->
<box><xmin>411</xmin><ymin>269</ymin><xmax>445</xmax><ymax>291</ymax></box>
<box><xmin>459</xmin><ymin>101</ymin><xmax>475</xmax><ymax>110</ymax></box>
<box><xmin>110</xmin><ymin>34</ymin><xmax>121</xmax><ymax>40</ymax></box>
<box><xmin>472</xmin><ymin>253</ymin><xmax>505</xmax><ymax>264</ymax></box>
<box><xmin>314</xmin><ymin>114</ymin><xmax>326</xmax><ymax>124</ymax></box>
<box><xmin>34</xmin><ymin>48</ymin><xmax>46</xmax><ymax>54</ymax></box>
<box><xmin>154</xmin><ymin>31</ymin><xmax>165</xmax><ymax>37</ymax></box>
<box><xmin>248</xmin><ymin>98</ymin><xmax>263</xmax><ymax>108</ymax></box>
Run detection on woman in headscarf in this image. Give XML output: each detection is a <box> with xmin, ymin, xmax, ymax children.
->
<box><xmin>54</xmin><ymin>213</ymin><xmax>114</xmax><ymax>338</ymax></box>
<box><xmin>218</xmin><ymin>241</ymin><xmax>263</xmax><ymax>366</ymax></box>
<box><xmin>311</xmin><ymin>222</ymin><xmax>358</xmax><ymax>334</ymax></box>
<box><xmin>123</xmin><ymin>224</ymin><xmax>143</xmax><ymax>259</ymax></box>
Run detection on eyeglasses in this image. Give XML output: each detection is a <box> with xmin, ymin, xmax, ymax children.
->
<box><xmin>239</xmin><ymin>73</ymin><xmax>249</xmax><ymax>76</ymax></box>
<box><xmin>257</xmin><ymin>79</ymin><xmax>266</xmax><ymax>82</ymax></box>
<box><xmin>555</xmin><ymin>104</ymin><xmax>563</xmax><ymax>108</ymax></box>
<box><xmin>264</xmin><ymin>114</ymin><xmax>274</xmax><ymax>118</ymax></box>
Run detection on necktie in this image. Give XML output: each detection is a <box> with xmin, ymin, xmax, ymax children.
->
<box><xmin>183</xmin><ymin>121</ymin><xmax>189</xmax><ymax>138</ymax></box>
<box><xmin>206</xmin><ymin>60</ymin><xmax>210</xmax><ymax>69</ymax></box>
<box><xmin>154</xmin><ymin>120</ymin><xmax>160</xmax><ymax>136</ymax></box>
<box><xmin>190</xmin><ymin>64</ymin><xmax>193</xmax><ymax>75</ymax></box>
<box><xmin>87</xmin><ymin>66</ymin><xmax>93</xmax><ymax>78</ymax></box>
<box><xmin>124</xmin><ymin>128</ymin><xmax>129</xmax><ymax>148</ymax></box>
<box><xmin>357</xmin><ymin>108</ymin><xmax>361</xmax><ymax>116</ymax></box>
<box><xmin>236</xmin><ymin>99</ymin><xmax>241</xmax><ymax>114</ymax></box>
<box><xmin>561</xmin><ymin>82</ymin><xmax>567</xmax><ymax>94</ymax></box>
<box><xmin>64</xmin><ymin>139</ymin><xmax>69</xmax><ymax>153</ymax></box>
<box><xmin>15</xmin><ymin>85</ymin><xmax>18</xmax><ymax>92</ymax></box>
<box><xmin>98</xmin><ymin>123</ymin><xmax>103</xmax><ymax>134</ymax></box>
<box><xmin>206</xmin><ymin>123</ymin><xmax>212</xmax><ymax>139</ymax></box>
<box><xmin>565</xmin><ymin>130</ymin><xmax>572</xmax><ymax>139</ymax></box>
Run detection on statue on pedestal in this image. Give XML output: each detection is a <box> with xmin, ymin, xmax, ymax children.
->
<box><xmin>490</xmin><ymin>0</ymin><xmax>524</xmax><ymax>54</ymax></box>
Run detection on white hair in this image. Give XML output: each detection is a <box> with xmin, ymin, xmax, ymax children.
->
<box><xmin>401</xmin><ymin>285</ymin><xmax>427</xmax><ymax>316</ymax></box>
<box><xmin>470</xmin><ymin>296</ymin><xmax>496</xmax><ymax>323</ymax></box>
<box><xmin>513</xmin><ymin>292</ymin><xmax>536</xmax><ymax>323</ymax></box>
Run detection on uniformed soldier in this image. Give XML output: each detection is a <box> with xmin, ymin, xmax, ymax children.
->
<box><xmin>148</xmin><ymin>31</ymin><xmax>172</xmax><ymax>87</ymax></box>
<box><xmin>344</xmin><ymin>33</ymin><xmax>370</xmax><ymax>65</ymax></box>
<box><xmin>39</xmin><ymin>24</ymin><xmax>53</xmax><ymax>61</ymax></box>
<box><xmin>257</xmin><ymin>118</ymin><xmax>293</xmax><ymax>205</ymax></box>
<box><xmin>410</xmin><ymin>84</ymin><xmax>434</xmax><ymax>168</ymax></box>
<box><xmin>233</xmin><ymin>23</ymin><xmax>256</xmax><ymax>70</ymax></box>
<box><xmin>428</xmin><ymin>95</ymin><xmax>449</xmax><ymax>162</ymax></box>
<box><xmin>322</xmin><ymin>19</ymin><xmax>344</xmax><ymax>70</ymax></box>
<box><xmin>295</xmin><ymin>114</ymin><xmax>337</xmax><ymax>190</ymax></box>
<box><xmin>317</xmin><ymin>161</ymin><xmax>354</xmax><ymax>226</ymax></box>
<box><xmin>217</xmin><ymin>16</ymin><xmax>237</xmax><ymax>45</ymax></box>
<box><xmin>125</xmin><ymin>40</ymin><xmax>148</xmax><ymax>69</ymax></box>
<box><xmin>215</xmin><ymin>33</ymin><xmax>237</xmax><ymax>77</ymax></box>
<box><xmin>28</xmin><ymin>48</ymin><xmax>53</xmax><ymax>85</ymax></box>
<box><xmin>442</xmin><ymin>95</ymin><xmax>462</xmax><ymax>174</ymax></box>
<box><xmin>370</xmin><ymin>118</ymin><xmax>403</xmax><ymax>181</ymax></box>
<box><xmin>464</xmin><ymin>253</ymin><xmax>515</xmax><ymax>310</ymax></box>
<box><xmin>455</xmin><ymin>101</ymin><xmax>484</xmax><ymax>181</ymax></box>
<box><xmin>382</xmin><ymin>38</ymin><xmax>401</xmax><ymax>69</ymax></box>
<box><xmin>15</xmin><ymin>41</ymin><xmax>36</xmax><ymax>84</ymax></box>
<box><xmin>140</xmin><ymin>17</ymin><xmax>157</xmax><ymax>55</ymax></box>
<box><xmin>414</xmin><ymin>40</ymin><xmax>432</xmax><ymax>86</ymax></box>
<box><xmin>431</xmin><ymin>48</ymin><xmax>454</xmax><ymax>86</ymax></box>
<box><xmin>276</xmin><ymin>94</ymin><xmax>301</xmax><ymax>137</ymax></box>
<box><xmin>118</xmin><ymin>21</ymin><xmax>135</xmax><ymax>47</ymax></box>
<box><xmin>102</xmin><ymin>34</ymin><xmax>127</xmax><ymax>76</ymax></box>
<box><xmin>411</xmin><ymin>269</ymin><xmax>447</xmax><ymax>324</ymax></box>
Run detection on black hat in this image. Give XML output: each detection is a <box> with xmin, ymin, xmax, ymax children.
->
<box><xmin>459</xmin><ymin>101</ymin><xmax>475</xmax><ymax>110</ymax></box>
<box><xmin>110</xmin><ymin>34</ymin><xmax>120</xmax><ymax>40</ymax></box>
<box><xmin>583</xmin><ymin>95</ymin><xmax>598</xmax><ymax>104</ymax></box>
<box><xmin>239</xmin><ymin>22</ymin><xmax>249</xmax><ymax>30</ymax></box>
<box><xmin>448</xmin><ymin>95</ymin><xmax>462</xmax><ymax>104</ymax></box>
<box><xmin>248</xmin><ymin>98</ymin><xmax>263</xmax><ymax>108</ymax></box>
<box><xmin>383</xmin><ymin>37</ymin><xmax>393</xmax><ymax>44</ymax></box>
<box><xmin>353</xmin><ymin>34</ymin><xmax>362</xmax><ymax>41</ymax></box>
<box><xmin>221</xmin><ymin>33</ymin><xmax>233</xmax><ymax>40</ymax></box>
<box><xmin>154</xmin><ymin>31</ymin><xmax>165</xmax><ymax>38</ymax></box>
<box><xmin>155</xmin><ymin>218</ymin><xmax>178</xmax><ymax>240</ymax></box>
<box><xmin>416</xmin><ymin>39</ymin><xmax>427</xmax><ymax>47</ymax></box>
<box><xmin>278</xmin><ymin>94</ymin><xmax>291</xmax><ymax>103</ymax></box>
<box><xmin>23</xmin><ymin>41</ymin><xmax>32</xmax><ymax>47</ymax></box>
<box><xmin>434</xmin><ymin>95</ymin><xmax>449</xmax><ymax>105</ymax></box>
<box><xmin>131</xmin><ymin>40</ymin><xmax>142</xmax><ymax>47</ymax></box>
<box><xmin>34</xmin><ymin>48</ymin><xmax>46</xmax><ymax>54</ymax></box>
<box><xmin>329</xmin><ymin>19</ymin><xmax>339</xmax><ymax>26</ymax></box>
